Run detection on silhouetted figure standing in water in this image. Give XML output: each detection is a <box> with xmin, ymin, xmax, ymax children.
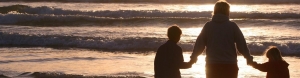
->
<box><xmin>250</xmin><ymin>46</ymin><xmax>290</xmax><ymax>78</ymax></box>
<box><xmin>154</xmin><ymin>25</ymin><xmax>192</xmax><ymax>78</ymax></box>
<box><xmin>189</xmin><ymin>1</ymin><xmax>253</xmax><ymax>78</ymax></box>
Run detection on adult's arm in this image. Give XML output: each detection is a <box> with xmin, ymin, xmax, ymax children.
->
<box><xmin>233</xmin><ymin>23</ymin><xmax>253</xmax><ymax>63</ymax></box>
<box><xmin>190</xmin><ymin>22</ymin><xmax>208</xmax><ymax>62</ymax></box>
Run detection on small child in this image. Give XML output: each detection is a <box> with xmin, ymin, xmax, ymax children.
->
<box><xmin>250</xmin><ymin>46</ymin><xmax>290</xmax><ymax>78</ymax></box>
<box><xmin>154</xmin><ymin>25</ymin><xmax>192</xmax><ymax>78</ymax></box>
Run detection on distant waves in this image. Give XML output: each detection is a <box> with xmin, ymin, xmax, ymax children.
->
<box><xmin>0</xmin><ymin>32</ymin><xmax>299</xmax><ymax>55</ymax></box>
<box><xmin>0</xmin><ymin>32</ymin><xmax>165</xmax><ymax>51</ymax></box>
<box><xmin>1</xmin><ymin>5</ymin><xmax>300</xmax><ymax>19</ymax></box>
<box><xmin>1</xmin><ymin>5</ymin><xmax>300</xmax><ymax>26</ymax></box>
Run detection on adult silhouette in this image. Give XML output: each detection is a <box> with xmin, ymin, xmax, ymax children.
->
<box><xmin>189</xmin><ymin>1</ymin><xmax>253</xmax><ymax>78</ymax></box>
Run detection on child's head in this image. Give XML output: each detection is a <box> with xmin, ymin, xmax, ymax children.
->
<box><xmin>264</xmin><ymin>46</ymin><xmax>284</xmax><ymax>61</ymax></box>
<box><xmin>167</xmin><ymin>25</ymin><xmax>182</xmax><ymax>43</ymax></box>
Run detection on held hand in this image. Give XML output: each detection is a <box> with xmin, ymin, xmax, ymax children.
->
<box><xmin>247</xmin><ymin>60</ymin><xmax>253</xmax><ymax>65</ymax></box>
<box><xmin>187</xmin><ymin>62</ymin><xmax>193</xmax><ymax>68</ymax></box>
<box><xmin>248</xmin><ymin>61</ymin><xmax>257</xmax><ymax>66</ymax></box>
<box><xmin>189</xmin><ymin>58</ymin><xmax>198</xmax><ymax>64</ymax></box>
<box><xmin>246</xmin><ymin>56</ymin><xmax>254</xmax><ymax>65</ymax></box>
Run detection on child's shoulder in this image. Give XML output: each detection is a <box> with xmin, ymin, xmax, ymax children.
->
<box><xmin>158</xmin><ymin>41</ymin><xmax>182</xmax><ymax>50</ymax></box>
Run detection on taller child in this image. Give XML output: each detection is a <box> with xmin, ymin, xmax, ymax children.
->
<box><xmin>154</xmin><ymin>26</ymin><xmax>192</xmax><ymax>78</ymax></box>
<box><xmin>189</xmin><ymin>1</ymin><xmax>253</xmax><ymax>78</ymax></box>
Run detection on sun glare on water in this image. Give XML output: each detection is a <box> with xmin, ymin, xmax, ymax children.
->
<box><xmin>184</xmin><ymin>4</ymin><xmax>252</xmax><ymax>12</ymax></box>
<box><xmin>230</xmin><ymin>5</ymin><xmax>253</xmax><ymax>12</ymax></box>
<box><xmin>183</xmin><ymin>55</ymin><xmax>265</xmax><ymax>78</ymax></box>
<box><xmin>184</xmin><ymin>5</ymin><xmax>214</xmax><ymax>11</ymax></box>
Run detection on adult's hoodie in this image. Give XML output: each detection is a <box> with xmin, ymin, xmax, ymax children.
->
<box><xmin>252</xmin><ymin>61</ymin><xmax>290</xmax><ymax>78</ymax></box>
<box><xmin>191</xmin><ymin>14</ymin><xmax>253</xmax><ymax>64</ymax></box>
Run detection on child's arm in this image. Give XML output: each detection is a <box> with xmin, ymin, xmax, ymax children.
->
<box><xmin>174</xmin><ymin>47</ymin><xmax>192</xmax><ymax>69</ymax></box>
<box><xmin>250</xmin><ymin>62</ymin><xmax>269</xmax><ymax>72</ymax></box>
<box><xmin>179</xmin><ymin>62</ymin><xmax>192</xmax><ymax>69</ymax></box>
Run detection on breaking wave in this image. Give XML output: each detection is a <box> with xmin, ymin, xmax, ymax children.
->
<box><xmin>1</xmin><ymin>32</ymin><xmax>299</xmax><ymax>55</ymax></box>
<box><xmin>1</xmin><ymin>5</ymin><xmax>300</xmax><ymax>26</ymax></box>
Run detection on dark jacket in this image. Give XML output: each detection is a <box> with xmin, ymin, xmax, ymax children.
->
<box><xmin>252</xmin><ymin>61</ymin><xmax>290</xmax><ymax>78</ymax></box>
<box><xmin>191</xmin><ymin>14</ymin><xmax>253</xmax><ymax>64</ymax></box>
<box><xmin>154</xmin><ymin>40</ymin><xmax>190</xmax><ymax>78</ymax></box>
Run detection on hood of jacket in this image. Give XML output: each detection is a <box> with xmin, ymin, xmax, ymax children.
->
<box><xmin>211</xmin><ymin>14</ymin><xmax>230</xmax><ymax>23</ymax></box>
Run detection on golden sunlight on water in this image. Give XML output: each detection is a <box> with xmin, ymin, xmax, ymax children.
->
<box><xmin>230</xmin><ymin>5</ymin><xmax>253</xmax><ymax>12</ymax></box>
<box><xmin>180</xmin><ymin>28</ymin><xmax>202</xmax><ymax>42</ymax></box>
<box><xmin>181</xmin><ymin>54</ymin><xmax>266</xmax><ymax>78</ymax></box>
<box><xmin>184</xmin><ymin>5</ymin><xmax>214</xmax><ymax>11</ymax></box>
<box><xmin>184</xmin><ymin>4</ymin><xmax>253</xmax><ymax>12</ymax></box>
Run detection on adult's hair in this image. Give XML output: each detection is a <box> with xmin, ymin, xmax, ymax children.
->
<box><xmin>167</xmin><ymin>25</ymin><xmax>182</xmax><ymax>41</ymax></box>
<box><xmin>264</xmin><ymin>46</ymin><xmax>285</xmax><ymax>61</ymax></box>
<box><xmin>213</xmin><ymin>0</ymin><xmax>230</xmax><ymax>16</ymax></box>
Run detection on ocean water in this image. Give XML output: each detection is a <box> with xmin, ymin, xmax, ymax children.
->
<box><xmin>0</xmin><ymin>48</ymin><xmax>300</xmax><ymax>78</ymax></box>
<box><xmin>0</xmin><ymin>1</ymin><xmax>300</xmax><ymax>78</ymax></box>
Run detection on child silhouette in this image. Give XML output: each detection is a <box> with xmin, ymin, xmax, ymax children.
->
<box><xmin>250</xmin><ymin>46</ymin><xmax>290</xmax><ymax>78</ymax></box>
<box><xmin>154</xmin><ymin>25</ymin><xmax>192</xmax><ymax>78</ymax></box>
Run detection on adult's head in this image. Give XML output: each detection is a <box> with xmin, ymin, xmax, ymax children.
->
<box><xmin>167</xmin><ymin>25</ymin><xmax>182</xmax><ymax>43</ymax></box>
<box><xmin>213</xmin><ymin>0</ymin><xmax>230</xmax><ymax>16</ymax></box>
<box><xmin>264</xmin><ymin>46</ymin><xmax>284</xmax><ymax>61</ymax></box>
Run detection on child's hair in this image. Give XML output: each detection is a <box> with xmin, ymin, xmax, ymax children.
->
<box><xmin>167</xmin><ymin>25</ymin><xmax>182</xmax><ymax>40</ymax></box>
<box><xmin>264</xmin><ymin>46</ymin><xmax>285</xmax><ymax>61</ymax></box>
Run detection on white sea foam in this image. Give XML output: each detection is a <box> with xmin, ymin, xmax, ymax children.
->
<box><xmin>0</xmin><ymin>26</ymin><xmax>299</xmax><ymax>55</ymax></box>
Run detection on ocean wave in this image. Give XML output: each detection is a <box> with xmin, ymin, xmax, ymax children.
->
<box><xmin>1</xmin><ymin>5</ymin><xmax>300</xmax><ymax>19</ymax></box>
<box><xmin>0</xmin><ymin>32</ymin><xmax>166</xmax><ymax>51</ymax></box>
<box><xmin>1</xmin><ymin>13</ymin><xmax>300</xmax><ymax>26</ymax></box>
<box><xmin>0</xmin><ymin>14</ymin><xmax>211</xmax><ymax>26</ymax></box>
<box><xmin>1</xmin><ymin>5</ymin><xmax>300</xmax><ymax>26</ymax></box>
<box><xmin>0</xmin><ymin>32</ymin><xmax>299</xmax><ymax>55</ymax></box>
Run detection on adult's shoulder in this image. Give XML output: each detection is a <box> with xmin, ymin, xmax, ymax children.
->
<box><xmin>227</xmin><ymin>21</ymin><xmax>241</xmax><ymax>30</ymax></box>
<box><xmin>205</xmin><ymin>21</ymin><xmax>214</xmax><ymax>25</ymax></box>
<box><xmin>228</xmin><ymin>21</ymin><xmax>239</xmax><ymax>26</ymax></box>
<box><xmin>202</xmin><ymin>21</ymin><xmax>213</xmax><ymax>28</ymax></box>
<box><xmin>206</xmin><ymin>21</ymin><xmax>237</xmax><ymax>25</ymax></box>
